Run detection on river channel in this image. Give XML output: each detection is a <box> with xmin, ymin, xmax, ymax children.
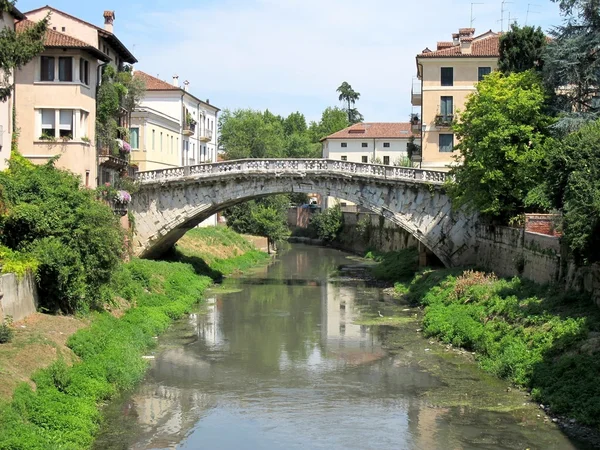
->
<box><xmin>95</xmin><ymin>244</ymin><xmax>586</xmax><ymax>449</ymax></box>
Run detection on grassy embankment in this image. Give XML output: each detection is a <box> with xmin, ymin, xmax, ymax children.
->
<box><xmin>0</xmin><ymin>227</ymin><xmax>268</xmax><ymax>449</ymax></box>
<box><xmin>370</xmin><ymin>247</ymin><xmax>600</xmax><ymax>428</ymax></box>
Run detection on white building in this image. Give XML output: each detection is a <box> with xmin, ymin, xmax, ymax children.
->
<box><xmin>321</xmin><ymin>122</ymin><xmax>415</xmax><ymax>208</ymax></box>
<box><xmin>0</xmin><ymin>4</ymin><xmax>25</xmax><ymax>170</ymax></box>
<box><xmin>130</xmin><ymin>71</ymin><xmax>220</xmax><ymax>172</ymax></box>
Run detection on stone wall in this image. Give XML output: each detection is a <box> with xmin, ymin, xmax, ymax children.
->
<box><xmin>0</xmin><ymin>272</ymin><xmax>38</xmax><ymax>323</ymax></box>
<box><xmin>475</xmin><ymin>225</ymin><xmax>561</xmax><ymax>284</ymax></box>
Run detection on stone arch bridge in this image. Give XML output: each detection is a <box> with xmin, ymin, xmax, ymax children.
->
<box><xmin>130</xmin><ymin>159</ymin><xmax>478</xmax><ymax>267</ymax></box>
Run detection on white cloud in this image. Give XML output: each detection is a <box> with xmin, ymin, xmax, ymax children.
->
<box><xmin>123</xmin><ymin>0</ymin><xmax>562</xmax><ymax>122</ymax></box>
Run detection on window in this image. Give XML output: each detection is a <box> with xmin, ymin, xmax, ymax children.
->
<box><xmin>41</xmin><ymin>109</ymin><xmax>56</xmax><ymax>138</ymax></box>
<box><xmin>440</xmin><ymin>96</ymin><xmax>454</xmax><ymax>118</ymax></box>
<box><xmin>85</xmin><ymin>170</ymin><xmax>89</xmax><ymax>187</ymax></box>
<box><xmin>160</xmin><ymin>132</ymin><xmax>163</xmax><ymax>152</ymax></box>
<box><xmin>341</xmin><ymin>156</ymin><xmax>347</xmax><ymax>161</ymax></box>
<box><xmin>361</xmin><ymin>156</ymin><xmax>368</xmax><ymax>163</ymax></box>
<box><xmin>40</xmin><ymin>56</ymin><xmax>55</xmax><ymax>81</ymax></box>
<box><xmin>362</xmin><ymin>142</ymin><xmax>368</xmax><ymax>148</ymax></box>
<box><xmin>439</xmin><ymin>134</ymin><xmax>454</xmax><ymax>152</ymax></box>
<box><xmin>341</xmin><ymin>142</ymin><xmax>347</xmax><ymax>148</ymax></box>
<box><xmin>61</xmin><ymin>26</ymin><xmax>66</xmax><ymax>32</ymax></box>
<box><xmin>130</xmin><ymin>128</ymin><xmax>139</xmax><ymax>149</ymax></box>
<box><xmin>478</xmin><ymin>67</ymin><xmax>492</xmax><ymax>81</ymax></box>
<box><xmin>58</xmin><ymin>57</ymin><xmax>73</xmax><ymax>82</ymax></box>
<box><xmin>59</xmin><ymin>109</ymin><xmax>73</xmax><ymax>137</ymax></box>
<box><xmin>383</xmin><ymin>143</ymin><xmax>390</xmax><ymax>148</ymax></box>
<box><xmin>171</xmin><ymin>136</ymin><xmax>173</xmax><ymax>153</ymax></box>
<box><xmin>79</xmin><ymin>58</ymin><xmax>89</xmax><ymax>85</ymax></box>
<box><xmin>152</xmin><ymin>129</ymin><xmax>155</xmax><ymax>151</ymax></box>
<box><xmin>383</xmin><ymin>156</ymin><xmax>390</xmax><ymax>165</ymax></box>
<box><xmin>80</xmin><ymin>111</ymin><xmax>89</xmax><ymax>138</ymax></box>
<box><xmin>441</xmin><ymin>67</ymin><xmax>453</xmax><ymax>86</ymax></box>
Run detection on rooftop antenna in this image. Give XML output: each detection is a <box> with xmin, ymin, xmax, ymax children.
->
<box><xmin>525</xmin><ymin>3</ymin><xmax>540</xmax><ymax>25</ymax></box>
<box><xmin>470</xmin><ymin>2</ymin><xmax>484</xmax><ymax>27</ymax></box>
<box><xmin>500</xmin><ymin>0</ymin><xmax>513</xmax><ymax>31</ymax></box>
<box><xmin>508</xmin><ymin>11</ymin><xmax>519</xmax><ymax>27</ymax></box>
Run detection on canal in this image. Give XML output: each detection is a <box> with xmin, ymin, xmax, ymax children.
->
<box><xmin>95</xmin><ymin>244</ymin><xmax>583</xmax><ymax>449</ymax></box>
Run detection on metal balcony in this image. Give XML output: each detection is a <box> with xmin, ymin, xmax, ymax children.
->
<box><xmin>411</xmin><ymin>80</ymin><xmax>422</xmax><ymax>106</ymax></box>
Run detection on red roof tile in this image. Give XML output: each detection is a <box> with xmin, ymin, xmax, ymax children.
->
<box><xmin>418</xmin><ymin>33</ymin><xmax>500</xmax><ymax>58</ymax></box>
<box><xmin>16</xmin><ymin>20</ymin><xmax>109</xmax><ymax>61</ymax></box>
<box><xmin>322</xmin><ymin>123</ymin><xmax>414</xmax><ymax>141</ymax></box>
<box><xmin>134</xmin><ymin>71</ymin><xmax>179</xmax><ymax>90</ymax></box>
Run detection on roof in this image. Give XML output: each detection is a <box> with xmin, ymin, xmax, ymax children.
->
<box><xmin>10</xmin><ymin>5</ymin><xmax>25</xmax><ymax>20</ymax></box>
<box><xmin>22</xmin><ymin>5</ymin><xmax>137</xmax><ymax>64</ymax></box>
<box><xmin>16</xmin><ymin>20</ymin><xmax>110</xmax><ymax>62</ymax></box>
<box><xmin>321</xmin><ymin>123</ymin><xmax>414</xmax><ymax>141</ymax></box>
<box><xmin>134</xmin><ymin>71</ymin><xmax>221</xmax><ymax>111</ymax></box>
<box><xmin>418</xmin><ymin>32</ymin><xmax>500</xmax><ymax>58</ymax></box>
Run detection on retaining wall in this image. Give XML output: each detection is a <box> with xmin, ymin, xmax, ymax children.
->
<box><xmin>0</xmin><ymin>272</ymin><xmax>38</xmax><ymax>323</ymax></box>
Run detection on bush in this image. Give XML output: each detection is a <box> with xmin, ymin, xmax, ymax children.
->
<box><xmin>368</xmin><ymin>248</ymin><xmax>419</xmax><ymax>281</ymax></box>
<box><xmin>0</xmin><ymin>320</ymin><xmax>13</xmax><ymax>344</ymax></box>
<box><xmin>310</xmin><ymin>203</ymin><xmax>343</xmax><ymax>242</ymax></box>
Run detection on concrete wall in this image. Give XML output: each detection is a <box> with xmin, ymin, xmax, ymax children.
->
<box><xmin>475</xmin><ymin>224</ymin><xmax>561</xmax><ymax>285</ymax></box>
<box><xmin>0</xmin><ymin>272</ymin><xmax>38</xmax><ymax>323</ymax></box>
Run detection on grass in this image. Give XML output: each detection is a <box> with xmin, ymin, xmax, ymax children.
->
<box><xmin>0</xmin><ymin>227</ymin><xmax>267</xmax><ymax>449</ymax></box>
<box><xmin>371</xmin><ymin>250</ymin><xmax>600</xmax><ymax>428</ymax></box>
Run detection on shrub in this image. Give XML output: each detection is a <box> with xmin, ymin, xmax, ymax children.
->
<box><xmin>310</xmin><ymin>203</ymin><xmax>343</xmax><ymax>242</ymax></box>
<box><xmin>0</xmin><ymin>319</ymin><xmax>13</xmax><ymax>344</ymax></box>
<box><xmin>369</xmin><ymin>247</ymin><xmax>419</xmax><ymax>281</ymax></box>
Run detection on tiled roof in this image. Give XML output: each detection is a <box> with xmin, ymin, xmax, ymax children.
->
<box><xmin>134</xmin><ymin>71</ymin><xmax>179</xmax><ymax>90</ymax></box>
<box><xmin>322</xmin><ymin>123</ymin><xmax>414</xmax><ymax>141</ymax></box>
<box><xmin>22</xmin><ymin>6</ymin><xmax>137</xmax><ymax>64</ymax></box>
<box><xmin>16</xmin><ymin>20</ymin><xmax>109</xmax><ymax>61</ymax></box>
<box><xmin>418</xmin><ymin>33</ymin><xmax>500</xmax><ymax>58</ymax></box>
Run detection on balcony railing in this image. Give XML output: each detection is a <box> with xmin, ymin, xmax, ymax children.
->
<box><xmin>411</xmin><ymin>80</ymin><xmax>422</xmax><ymax>106</ymax></box>
<box><xmin>410</xmin><ymin>115</ymin><xmax>421</xmax><ymax>133</ymax></box>
<box><xmin>199</xmin><ymin>128</ymin><xmax>213</xmax><ymax>142</ymax></box>
<box><xmin>183</xmin><ymin>121</ymin><xmax>196</xmax><ymax>137</ymax></box>
<box><xmin>434</xmin><ymin>114</ymin><xmax>454</xmax><ymax>128</ymax></box>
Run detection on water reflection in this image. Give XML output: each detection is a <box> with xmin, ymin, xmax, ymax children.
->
<box><xmin>94</xmin><ymin>245</ymin><xmax>581</xmax><ymax>450</ymax></box>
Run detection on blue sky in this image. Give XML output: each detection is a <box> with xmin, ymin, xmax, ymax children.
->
<box><xmin>17</xmin><ymin>0</ymin><xmax>565</xmax><ymax>123</ymax></box>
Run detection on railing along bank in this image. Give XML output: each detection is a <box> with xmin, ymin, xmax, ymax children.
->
<box><xmin>134</xmin><ymin>159</ymin><xmax>450</xmax><ymax>184</ymax></box>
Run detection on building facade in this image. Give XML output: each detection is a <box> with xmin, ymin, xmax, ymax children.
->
<box><xmin>14</xmin><ymin>6</ymin><xmax>136</xmax><ymax>187</ymax></box>
<box><xmin>413</xmin><ymin>28</ymin><xmax>499</xmax><ymax>171</ymax></box>
<box><xmin>0</xmin><ymin>5</ymin><xmax>24</xmax><ymax>170</ymax></box>
<box><xmin>130</xmin><ymin>72</ymin><xmax>220</xmax><ymax>172</ymax></box>
<box><xmin>321</xmin><ymin>122</ymin><xmax>414</xmax><ymax>208</ymax></box>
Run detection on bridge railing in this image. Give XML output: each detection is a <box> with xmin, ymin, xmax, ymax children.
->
<box><xmin>134</xmin><ymin>159</ymin><xmax>451</xmax><ymax>184</ymax></box>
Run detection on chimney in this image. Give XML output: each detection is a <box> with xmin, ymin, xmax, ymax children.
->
<box><xmin>183</xmin><ymin>80</ymin><xmax>189</xmax><ymax>91</ymax></box>
<box><xmin>458</xmin><ymin>28</ymin><xmax>475</xmax><ymax>54</ymax></box>
<box><xmin>173</xmin><ymin>75</ymin><xmax>179</xmax><ymax>88</ymax></box>
<box><xmin>103</xmin><ymin>11</ymin><xmax>115</xmax><ymax>33</ymax></box>
<box><xmin>206</xmin><ymin>99</ymin><xmax>210</xmax><ymax>104</ymax></box>
<box><xmin>452</xmin><ymin>33</ymin><xmax>460</xmax><ymax>45</ymax></box>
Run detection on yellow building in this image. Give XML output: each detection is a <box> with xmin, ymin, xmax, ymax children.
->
<box><xmin>14</xmin><ymin>7</ymin><xmax>137</xmax><ymax>187</ymax></box>
<box><xmin>413</xmin><ymin>28</ymin><xmax>499</xmax><ymax>171</ymax></box>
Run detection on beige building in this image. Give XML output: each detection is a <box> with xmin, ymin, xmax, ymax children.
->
<box><xmin>130</xmin><ymin>72</ymin><xmax>220</xmax><ymax>172</ymax></box>
<box><xmin>14</xmin><ymin>6</ymin><xmax>137</xmax><ymax>187</ymax></box>
<box><xmin>0</xmin><ymin>5</ymin><xmax>25</xmax><ymax>170</ymax></box>
<box><xmin>413</xmin><ymin>28</ymin><xmax>499</xmax><ymax>171</ymax></box>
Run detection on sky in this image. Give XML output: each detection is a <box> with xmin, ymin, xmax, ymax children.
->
<box><xmin>16</xmin><ymin>0</ymin><xmax>565</xmax><ymax>123</ymax></box>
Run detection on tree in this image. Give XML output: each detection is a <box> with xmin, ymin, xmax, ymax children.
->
<box><xmin>543</xmin><ymin>0</ymin><xmax>600</xmax><ymax>130</ymax></box>
<box><xmin>0</xmin><ymin>1</ymin><xmax>47</xmax><ymax>101</ymax></box>
<box><xmin>251</xmin><ymin>204</ymin><xmax>290</xmax><ymax>253</ymax></box>
<box><xmin>498</xmin><ymin>24</ymin><xmax>547</xmax><ymax>74</ymax></box>
<box><xmin>310</xmin><ymin>203</ymin><xmax>344</xmax><ymax>242</ymax></box>
<box><xmin>218</xmin><ymin>109</ymin><xmax>286</xmax><ymax>159</ymax></box>
<box><xmin>307</xmin><ymin>107</ymin><xmax>349</xmax><ymax>143</ymax></box>
<box><xmin>448</xmin><ymin>71</ymin><xmax>554</xmax><ymax>222</ymax></box>
<box><xmin>283</xmin><ymin>112</ymin><xmax>307</xmax><ymax>136</ymax></box>
<box><xmin>336</xmin><ymin>81</ymin><xmax>363</xmax><ymax>124</ymax></box>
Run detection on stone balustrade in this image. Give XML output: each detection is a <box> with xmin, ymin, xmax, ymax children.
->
<box><xmin>134</xmin><ymin>159</ymin><xmax>451</xmax><ymax>185</ymax></box>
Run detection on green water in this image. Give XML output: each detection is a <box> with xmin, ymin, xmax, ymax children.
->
<box><xmin>94</xmin><ymin>244</ymin><xmax>585</xmax><ymax>449</ymax></box>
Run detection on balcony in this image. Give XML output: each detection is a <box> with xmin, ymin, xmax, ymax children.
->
<box><xmin>98</xmin><ymin>148</ymin><xmax>128</xmax><ymax>170</ymax></box>
<box><xmin>434</xmin><ymin>114</ymin><xmax>454</xmax><ymax>129</ymax></box>
<box><xmin>199</xmin><ymin>128</ymin><xmax>213</xmax><ymax>142</ymax></box>
<box><xmin>410</xmin><ymin>114</ymin><xmax>421</xmax><ymax>133</ymax></box>
<box><xmin>411</xmin><ymin>80</ymin><xmax>422</xmax><ymax>106</ymax></box>
<box><xmin>183</xmin><ymin>121</ymin><xmax>196</xmax><ymax>137</ymax></box>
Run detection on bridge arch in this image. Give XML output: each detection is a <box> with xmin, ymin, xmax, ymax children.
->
<box><xmin>130</xmin><ymin>159</ymin><xmax>478</xmax><ymax>267</ymax></box>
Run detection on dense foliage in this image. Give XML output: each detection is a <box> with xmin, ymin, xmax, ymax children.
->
<box><xmin>0</xmin><ymin>157</ymin><xmax>125</xmax><ymax>313</ymax></box>
<box><xmin>309</xmin><ymin>203</ymin><xmax>344</xmax><ymax>242</ymax></box>
<box><xmin>0</xmin><ymin>1</ymin><xmax>47</xmax><ymax>101</ymax></box>
<box><xmin>448</xmin><ymin>71</ymin><xmax>554</xmax><ymax>221</ymax></box>
<box><xmin>498</xmin><ymin>24</ymin><xmax>547</xmax><ymax>74</ymax></box>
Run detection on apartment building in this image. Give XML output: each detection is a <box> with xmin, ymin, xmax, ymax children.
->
<box><xmin>0</xmin><ymin>4</ymin><xmax>25</xmax><ymax>170</ymax></box>
<box><xmin>14</xmin><ymin>6</ymin><xmax>137</xmax><ymax>187</ymax></box>
<box><xmin>321</xmin><ymin>122</ymin><xmax>415</xmax><ymax>208</ymax></box>
<box><xmin>413</xmin><ymin>28</ymin><xmax>499</xmax><ymax>171</ymax></box>
<box><xmin>130</xmin><ymin>72</ymin><xmax>220</xmax><ymax>172</ymax></box>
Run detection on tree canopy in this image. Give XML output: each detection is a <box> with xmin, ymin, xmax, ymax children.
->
<box><xmin>498</xmin><ymin>24</ymin><xmax>547</xmax><ymax>74</ymax></box>
<box><xmin>336</xmin><ymin>82</ymin><xmax>363</xmax><ymax>124</ymax></box>
<box><xmin>448</xmin><ymin>70</ymin><xmax>554</xmax><ymax>221</ymax></box>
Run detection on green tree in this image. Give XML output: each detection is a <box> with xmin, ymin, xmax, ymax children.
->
<box><xmin>336</xmin><ymin>81</ymin><xmax>363</xmax><ymax>124</ymax></box>
<box><xmin>448</xmin><ymin>70</ymin><xmax>554</xmax><ymax>222</ymax></box>
<box><xmin>310</xmin><ymin>203</ymin><xmax>344</xmax><ymax>242</ymax></box>
<box><xmin>307</xmin><ymin>107</ymin><xmax>349</xmax><ymax>143</ymax></box>
<box><xmin>251</xmin><ymin>204</ymin><xmax>291</xmax><ymax>253</ymax></box>
<box><xmin>498</xmin><ymin>23</ymin><xmax>547</xmax><ymax>74</ymax></box>
<box><xmin>218</xmin><ymin>109</ymin><xmax>286</xmax><ymax>159</ymax></box>
<box><xmin>283</xmin><ymin>111</ymin><xmax>307</xmax><ymax>136</ymax></box>
<box><xmin>544</xmin><ymin>0</ymin><xmax>600</xmax><ymax>130</ymax></box>
<box><xmin>0</xmin><ymin>1</ymin><xmax>47</xmax><ymax>101</ymax></box>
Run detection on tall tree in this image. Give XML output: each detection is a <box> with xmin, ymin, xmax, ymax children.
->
<box><xmin>0</xmin><ymin>1</ymin><xmax>47</xmax><ymax>101</ymax></box>
<box><xmin>544</xmin><ymin>0</ymin><xmax>600</xmax><ymax>130</ymax></box>
<box><xmin>336</xmin><ymin>82</ymin><xmax>363</xmax><ymax>124</ymax></box>
<box><xmin>448</xmin><ymin>71</ymin><xmax>554</xmax><ymax>222</ymax></box>
<box><xmin>283</xmin><ymin>111</ymin><xmax>307</xmax><ymax>136</ymax></box>
<box><xmin>498</xmin><ymin>24</ymin><xmax>547</xmax><ymax>74</ymax></box>
<box><xmin>307</xmin><ymin>107</ymin><xmax>349</xmax><ymax>142</ymax></box>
